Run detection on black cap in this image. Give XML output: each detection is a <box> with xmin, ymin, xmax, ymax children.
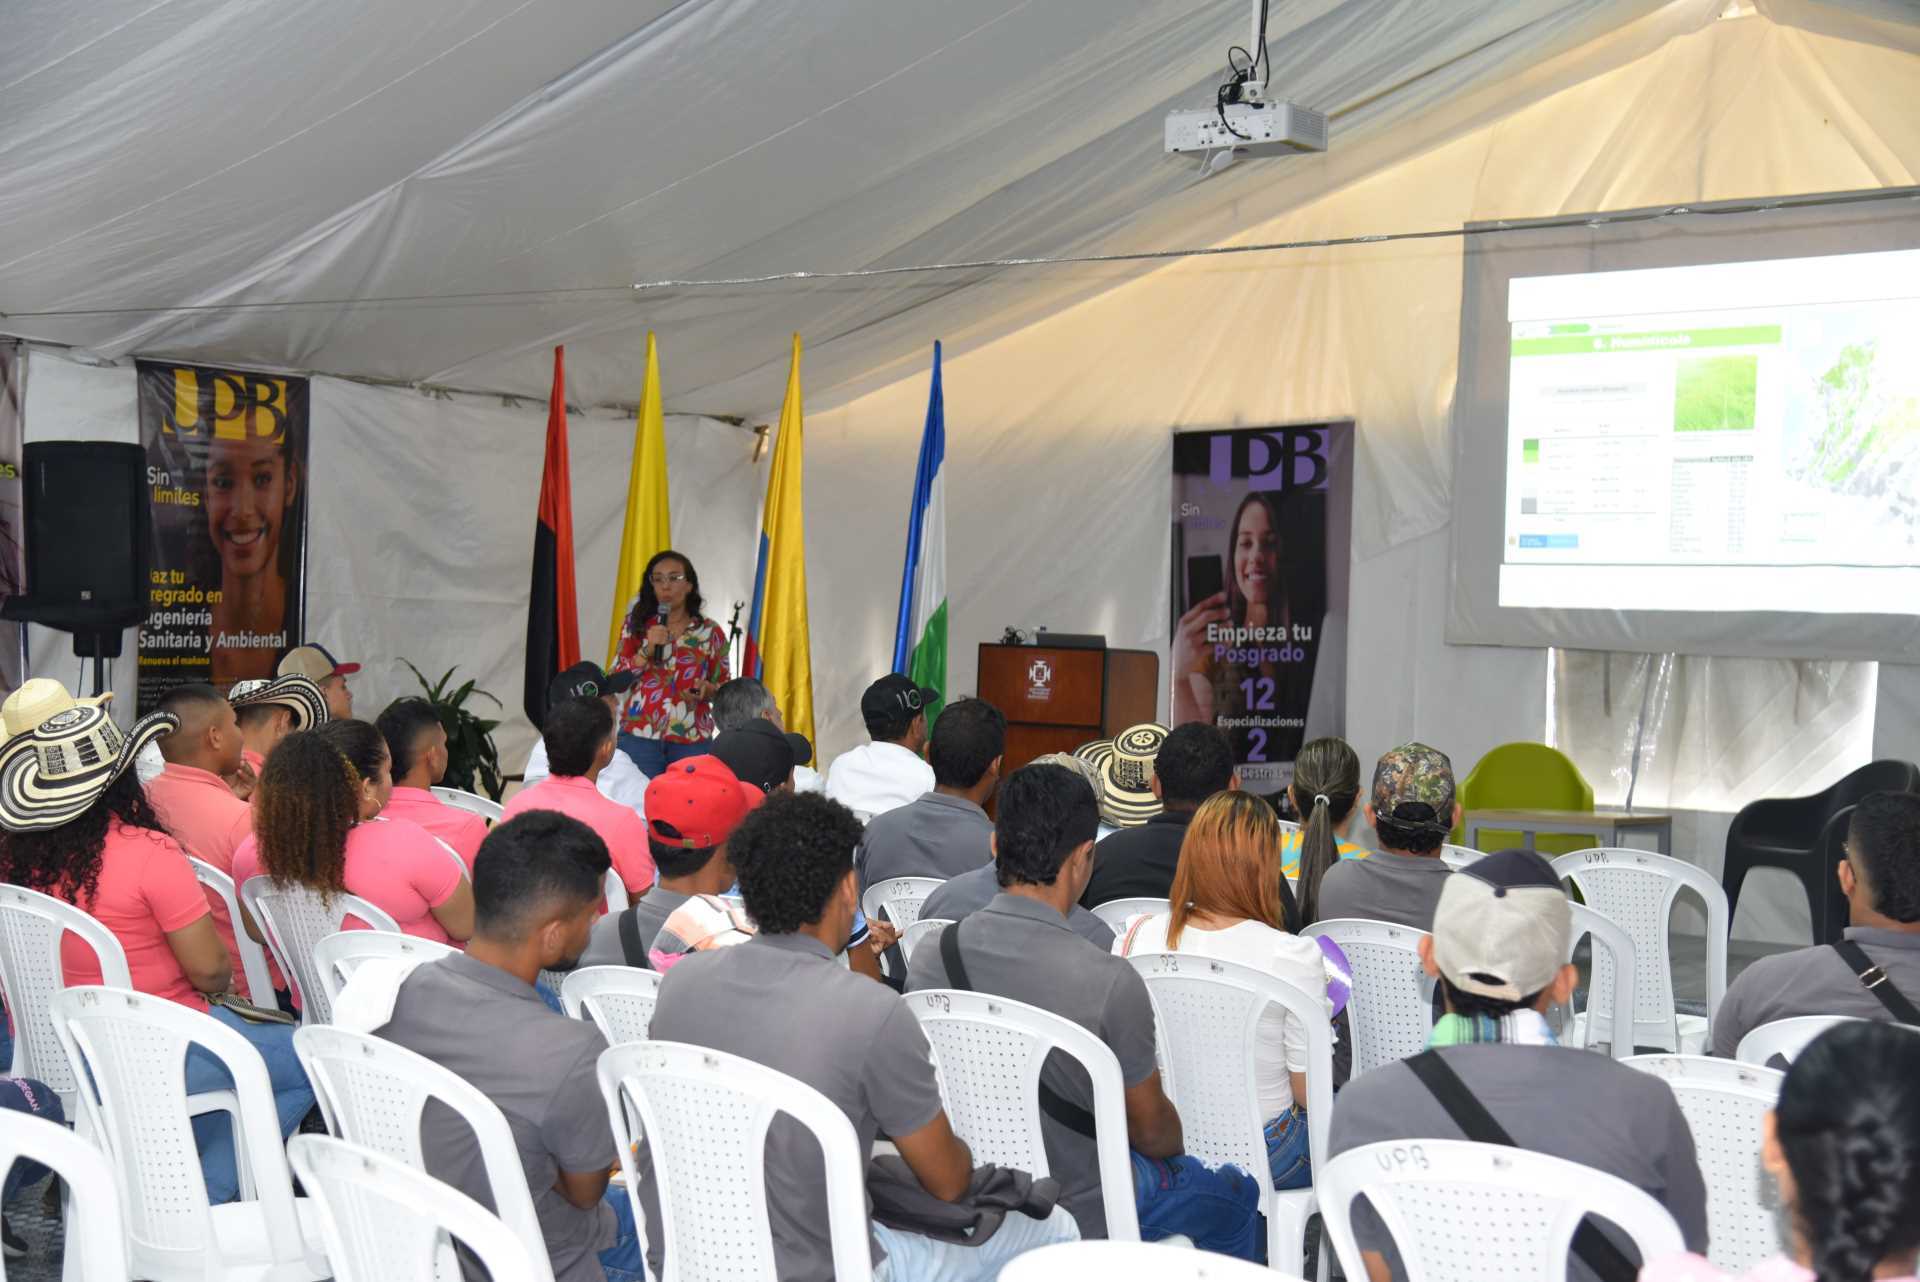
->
<box><xmin>547</xmin><ymin>661</ymin><xmax>637</xmax><ymax>707</ymax></box>
<box><xmin>861</xmin><ymin>674</ymin><xmax>937</xmax><ymax>725</ymax></box>
<box><xmin>709</xmin><ymin>719</ymin><xmax>814</xmax><ymax>793</ymax></box>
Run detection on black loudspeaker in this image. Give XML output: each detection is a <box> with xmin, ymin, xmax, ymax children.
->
<box><xmin>3</xmin><ymin>442</ymin><xmax>151</xmax><ymax>651</ymax></box>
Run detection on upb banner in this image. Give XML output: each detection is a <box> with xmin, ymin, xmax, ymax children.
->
<box><xmin>1170</xmin><ymin>423</ymin><xmax>1351</xmax><ymax>796</ymax></box>
<box><xmin>136</xmin><ymin>362</ymin><xmax>309</xmax><ymax>710</ymax></box>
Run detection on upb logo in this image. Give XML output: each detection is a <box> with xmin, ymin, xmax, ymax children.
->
<box><xmin>155</xmin><ymin>367</ymin><xmax>289</xmax><ymax>444</ymax></box>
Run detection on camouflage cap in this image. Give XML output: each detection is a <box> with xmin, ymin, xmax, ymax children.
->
<box><xmin>1370</xmin><ymin>742</ymin><xmax>1456</xmax><ymax>832</ymax></box>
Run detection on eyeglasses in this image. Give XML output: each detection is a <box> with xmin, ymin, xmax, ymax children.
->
<box><xmin>649</xmin><ymin>573</ymin><xmax>688</xmax><ymax>585</ymax></box>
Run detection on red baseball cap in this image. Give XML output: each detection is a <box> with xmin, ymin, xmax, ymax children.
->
<box><xmin>644</xmin><ymin>755</ymin><xmax>762</xmax><ymax>849</ymax></box>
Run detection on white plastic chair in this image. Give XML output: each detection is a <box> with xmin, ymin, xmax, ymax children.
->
<box><xmin>240</xmin><ymin>876</ymin><xmax>402</xmax><ymax>1024</ymax></box>
<box><xmin>293</xmin><ymin>1024</ymin><xmax>554</xmax><ymax>1280</ymax></box>
<box><xmin>51</xmin><ymin>986</ymin><xmax>328</xmax><ymax>1282</ymax></box>
<box><xmin>1001</xmin><ymin>1238</ymin><xmax>1295</xmax><ymax>1280</ymax></box>
<box><xmin>0</xmin><ymin>1112</ymin><xmax>130</xmax><ymax>1282</ymax></box>
<box><xmin>604</xmin><ymin>867</ymin><xmax>629</xmax><ymax>914</ymax></box>
<box><xmin>0</xmin><ymin>884</ymin><xmax>133</xmax><ymax>1117</ymax></box>
<box><xmin>1565</xmin><ymin>901</ymin><xmax>1638</xmax><ymax>1060</ymax></box>
<box><xmin>1553</xmin><ymin>848</ymin><xmax>1728</xmax><ymax>1053</ymax></box>
<box><xmin>288</xmin><ymin>1134</ymin><xmax>546</xmax><ymax>1282</ymax></box>
<box><xmin>1127</xmin><ymin>952</ymin><xmax>1334</xmax><ymax>1278</ymax></box>
<box><xmin>312</xmin><ymin>931</ymin><xmax>458</xmax><ymax>1010</ymax></box>
<box><xmin>1277</xmin><ymin>819</ymin><xmax>1301</xmax><ymax>836</ymax></box>
<box><xmin>907</xmin><ymin>984</ymin><xmax>1141</xmax><ymax>1240</ymax></box>
<box><xmin>1626</xmin><ymin>1054</ymin><xmax>1784</xmax><ymax>1273</ymax></box>
<box><xmin>1302</xmin><ymin>918</ymin><xmax>1432</xmax><ymax>1074</ymax></box>
<box><xmin>186</xmin><ymin>857</ymin><xmax>277</xmax><ymax>1004</ymax></box>
<box><xmin>1439</xmin><ymin>844</ymin><xmax>1484</xmax><ymax>872</ymax></box>
<box><xmin>598</xmin><ymin>1040</ymin><xmax>874</xmax><ymax>1282</ymax></box>
<box><xmin>860</xmin><ymin>875</ymin><xmax>944</xmax><ymax>931</ymax></box>
<box><xmin>899</xmin><ymin>916</ymin><xmax>952</xmax><ymax>964</ymax></box>
<box><xmin>428</xmin><ymin>786</ymin><xmax>502</xmax><ymax>823</ymax></box>
<box><xmin>1318</xmin><ymin>1139</ymin><xmax>1686</xmax><ymax>1282</ymax></box>
<box><xmin>1733</xmin><ymin>1014</ymin><xmax>1875</xmax><ymax>1067</ymax></box>
<box><xmin>560</xmin><ymin>965</ymin><xmax>663</xmax><ymax>1045</ymax></box>
<box><xmin>1088</xmin><ymin>896</ymin><xmax>1171</xmax><ymax>937</ymax></box>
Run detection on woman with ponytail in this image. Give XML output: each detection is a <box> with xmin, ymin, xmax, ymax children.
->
<box><xmin>1644</xmin><ymin>1020</ymin><xmax>1920</xmax><ymax>1282</ymax></box>
<box><xmin>1284</xmin><ymin>737</ymin><xmax>1367</xmax><ymax>927</ymax></box>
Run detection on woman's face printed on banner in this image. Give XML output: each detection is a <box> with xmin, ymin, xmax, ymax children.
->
<box><xmin>204</xmin><ymin>431</ymin><xmax>297</xmax><ymax>580</ymax></box>
<box><xmin>1233</xmin><ymin>494</ymin><xmax>1280</xmax><ymax>610</ymax></box>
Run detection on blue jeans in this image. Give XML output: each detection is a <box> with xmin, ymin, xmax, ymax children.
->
<box><xmin>184</xmin><ymin>1006</ymin><xmax>316</xmax><ymax>1204</ymax></box>
<box><xmin>1131</xmin><ymin>1150</ymin><xmax>1265</xmax><ymax>1263</ymax></box>
<box><xmin>1265</xmin><ymin>1105</ymin><xmax>1312</xmax><ymax>1191</ymax></box>
<box><xmin>600</xmin><ymin>1182</ymin><xmax>646</xmax><ymax>1282</ymax></box>
<box><xmin>620</xmin><ymin>735</ymin><xmax>707</xmax><ymax>778</ymax></box>
<box><xmin>873</xmin><ymin>1204</ymin><xmax>1079</xmax><ymax>1280</ymax></box>
<box><xmin>0</xmin><ymin>1075</ymin><xmax>64</xmax><ymax>1202</ymax></box>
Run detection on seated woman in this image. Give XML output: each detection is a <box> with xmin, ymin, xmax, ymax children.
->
<box><xmin>1113</xmin><ymin>790</ymin><xmax>1330</xmax><ymax>1191</ymax></box>
<box><xmin>1643</xmin><ymin>1019</ymin><xmax>1920</xmax><ymax>1282</ymax></box>
<box><xmin>0</xmin><ymin>692</ymin><xmax>312</xmax><ymax>1205</ymax></box>
<box><xmin>235</xmin><ymin>721</ymin><xmax>474</xmax><ymax>948</ymax></box>
<box><xmin>1282</xmin><ymin>736</ymin><xmax>1368</xmax><ymax>928</ymax></box>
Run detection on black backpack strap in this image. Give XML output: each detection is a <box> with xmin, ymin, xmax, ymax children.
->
<box><xmin>1406</xmin><ymin>1052</ymin><xmax>1637</xmax><ymax>1282</ymax></box>
<box><xmin>1832</xmin><ymin>941</ymin><xmax>1920</xmax><ymax>1024</ymax></box>
<box><xmin>618</xmin><ymin>907</ymin><xmax>650</xmax><ymax>971</ymax></box>
<box><xmin>937</xmin><ymin>919</ymin><xmax>1097</xmax><ymax>1141</ymax></box>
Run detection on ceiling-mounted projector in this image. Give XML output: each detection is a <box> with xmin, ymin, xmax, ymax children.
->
<box><xmin>1165</xmin><ymin>94</ymin><xmax>1327</xmax><ymax>158</ymax></box>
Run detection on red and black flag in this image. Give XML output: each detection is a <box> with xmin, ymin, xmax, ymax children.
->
<box><xmin>524</xmin><ymin>346</ymin><xmax>581</xmax><ymax>727</ymax></box>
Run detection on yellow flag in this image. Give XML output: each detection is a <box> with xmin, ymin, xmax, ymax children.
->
<box><xmin>747</xmin><ymin>334</ymin><xmax>814</xmax><ymax>756</ymax></box>
<box><xmin>606</xmin><ymin>332</ymin><xmax>673</xmax><ymax>664</ymax></box>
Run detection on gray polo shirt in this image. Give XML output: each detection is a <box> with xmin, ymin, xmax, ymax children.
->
<box><xmin>920</xmin><ymin>864</ymin><xmax>1116</xmax><ymax>951</ymax></box>
<box><xmin>904</xmin><ymin>893</ymin><xmax>1158</xmax><ymax>1238</ymax></box>
<box><xmin>578</xmin><ymin>885</ymin><xmax>689</xmax><ymax>969</ymax></box>
<box><xmin>1712</xmin><ymin>927</ymin><xmax>1920</xmax><ymax>1057</ymax></box>
<box><xmin>857</xmin><ymin>790</ymin><xmax>994</xmax><ymax>893</ymax></box>
<box><xmin>378</xmin><ymin>953</ymin><xmax>617</xmax><ymax>1282</ymax></box>
<box><xmin>644</xmin><ymin>932</ymin><xmax>945</xmax><ymax>1282</ymax></box>
<box><xmin>1315</xmin><ymin>849</ymin><xmax>1452</xmax><ymax>929</ymax></box>
<box><xmin>1330</xmin><ymin>1043</ymin><xmax>1709</xmax><ymax>1280</ymax></box>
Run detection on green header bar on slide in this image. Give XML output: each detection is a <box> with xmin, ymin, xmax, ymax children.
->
<box><xmin>1513</xmin><ymin>324</ymin><xmax>1782</xmax><ymax>356</ymax></box>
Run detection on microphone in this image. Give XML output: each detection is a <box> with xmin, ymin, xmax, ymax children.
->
<box><xmin>653</xmin><ymin>603</ymin><xmax>671</xmax><ymax>664</ymax></box>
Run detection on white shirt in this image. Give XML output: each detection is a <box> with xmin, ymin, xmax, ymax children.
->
<box><xmin>823</xmin><ymin>741</ymin><xmax>934</xmax><ymax>821</ymax></box>
<box><xmin>522</xmin><ymin>738</ymin><xmax>650</xmax><ymax>820</ymax></box>
<box><xmin>1114</xmin><ymin>914</ymin><xmax>1330</xmax><ymax>1119</ymax></box>
<box><xmin>793</xmin><ymin>764</ymin><xmax>825</xmax><ymax>795</ymax></box>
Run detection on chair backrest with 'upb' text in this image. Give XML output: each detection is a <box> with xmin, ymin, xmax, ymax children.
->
<box><xmin>241</xmin><ymin>877</ymin><xmax>401</xmax><ymax>1024</ymax></box>
<box><xmin>560</xmin><ymin>965</ymin><xmax>663</xmax><ymax>1045</ymax></box>
<box><xmin>1302</xmin><ymin>918</ymin><xmax>1431</xmax><ymax>1075</ymax></box>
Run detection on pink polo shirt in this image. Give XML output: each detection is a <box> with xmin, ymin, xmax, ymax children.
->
<box><xmin>501</xmin><ymin>774</ymin><xmax>655</xmax><ymax>897</ymax></box>
<box><xmin>62</xmin><ymin>824</ymin><xmax>212</xmax><ymax>1012</ymax></box>
<box><xmin>381</xmin><ymin>787</ymin><xmax>488</xmax><ymax>872</ymax></box>
<box><xmin>233</xmin><ymin>816</ymin><xmax>466</xmax><ymax>946</ymax></box>
<box><xmin>241</xmin><ymin>748</ymin><xmax>265</xmax><ymax>778</ymax></box>
<box><xmin>144</xmin><ymin>762</ymin><xmax>257</xmax><ymax>998</ymax></box>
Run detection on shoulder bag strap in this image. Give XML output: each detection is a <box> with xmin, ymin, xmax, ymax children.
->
<box><xmin>618</xmin><ymin>906</ymin><xmax>650</xmax><ymax>970</ymax></box>
<box><xmin>1406</xmin><ymin>1051</ymin><xmax>1637</xmax><ymax>1282</ymax></box>
<box><xmin>1832</xmin><ymin>940</ymin><xmax>1920</xmax><ymax>1024</ymax></box>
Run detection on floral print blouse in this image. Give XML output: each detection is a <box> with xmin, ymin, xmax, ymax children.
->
<box><xmin>611</xmin><ymin>611</ymin><xmax>730</xmax><ymax>743</ymax></box>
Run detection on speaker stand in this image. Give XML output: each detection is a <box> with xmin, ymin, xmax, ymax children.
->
<box><xmin>71</xmin><ymin>630</ymin><xmax>124</xmax><ymax>700</ymax></box>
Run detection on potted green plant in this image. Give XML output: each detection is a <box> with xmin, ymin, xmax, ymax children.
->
<box><xmin>398</xmin><ymin>660</ymin><xmax>506</xmax><ymax>801</ymax></box>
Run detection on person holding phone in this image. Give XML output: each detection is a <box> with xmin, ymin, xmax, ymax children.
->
<box><xmin>610</xmin><ymin>549</ymin><xmax>730</xmax><ymax>778</ymax></box>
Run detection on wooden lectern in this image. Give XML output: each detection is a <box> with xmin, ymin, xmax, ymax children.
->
<box><xmin>977</xmin><ymin>640</ymin><xmax>1159</xmax><ymax>777</ymax></box>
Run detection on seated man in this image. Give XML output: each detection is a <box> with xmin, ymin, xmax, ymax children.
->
<box><xmin>277</xmin><ymin>641</ymin><xmax>359</xmax><ymax>721</ymax></box>
<box><xmin>525</xmin><ymin>663</ymin><xmax>649</xmax><ymax>818</ymax></box>
<box><xmin>647</xmin><ymin>792</ymin><xmax>1076</xmax><ymax>1280</ymax></box>
<box><xmin>501</xmin><ymin>697</ymin><xmax>654</xmax><ymax>902</ymax></box>
<box><xmin>1713</xmin><ymin>791</ymin><xmax>1920</xmax><ymax>1056</ymax></box>
<box><xmin>370</xmin><ymin>811</ymin><xmax>644</xmax><ymax>1282</ymax></box>
<box><xmin>908</xmin><ymin>764</ymin><xmax>1262</xmax><ymax>1257</ymax></box>
<box><xmin>1329</xmin><ymin>848</ymin><xmax>1708</xmax><ymax>1281</ymax></box>
<box><xmin>578</xmin><ymin>755</ymin><xmax>762</xmax><ymax>970</ymax></box>
<box><xmin>1080</xmin><ymin>722</ymin><xmax>1235</xmax><ymax>908</ymax></box>
<box><xmin>377</xmin><ymin>697</ymin><xmax>490</xmax><ymax>870</ymax></box>
<box><xmin>921</xmin><ymin>751</ymin><xmax>1115</xmax><ymax>951</ymax></box>
<box><xmin>859</xmin><ymin>697</ymin><xmax>1005</xmax><ymax>893</ymax></box>
<box><xmin>226</xmin><ymin>672</ymin><xmax>329</xmax><ymax>778</ymax></box>
<box><xmin>825</xmin><ymin>674</ymin><xmax>936</xmax><ymax>820</ymax></box>
<box><xmin>713</xmin><ymin>676</ymin><xmax>823</xmax><ymax>793</ymax></box>
<box><xmin>1317</xmin><ymin>743</ymin><xmax>1457</xmax><ymax>929</ymax></box>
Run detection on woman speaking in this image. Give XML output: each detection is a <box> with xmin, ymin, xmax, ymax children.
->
<box><xmin>611</xmin><ymin>549</ymin><xmax>730</xmax><ymax>777</ymax></box>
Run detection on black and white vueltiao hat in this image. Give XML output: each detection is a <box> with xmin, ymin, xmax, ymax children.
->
<box><xmin>0</xmin><ymin>702</ymin><xmax>178</xmax><ymax>833</ymax></box>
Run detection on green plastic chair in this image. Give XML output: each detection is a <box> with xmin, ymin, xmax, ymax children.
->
<box><xmin>1454</xmin><ymin>742</ymin><xmax>1595</xmax><ymax>857</ymax></box>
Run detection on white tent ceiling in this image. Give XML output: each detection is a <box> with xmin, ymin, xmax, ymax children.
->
<box><xmin>5</xmin><ymin>0</ymin><xmax>1913</xmax><ymax>419</ymax></box>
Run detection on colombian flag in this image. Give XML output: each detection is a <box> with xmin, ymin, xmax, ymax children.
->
<box><xmin>606</xmin><ymin>331</ymin><xmax>672</xmax><ymax>664</ymax></box>
<box><xmin>743</xmin><ymin>334</ymin><xmax>815</xmax><ymax>758</ymax></box>
<box><xmin>524</xmin><ymin>346</ymin><xmax>581</xmax><ymax>727</ymax></box>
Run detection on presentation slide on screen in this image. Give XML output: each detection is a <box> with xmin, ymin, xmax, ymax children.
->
<box><xmin>1499</xmin><ymin>248</ymin><xmax>1920</xmax><ymax>614</ymax></box>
